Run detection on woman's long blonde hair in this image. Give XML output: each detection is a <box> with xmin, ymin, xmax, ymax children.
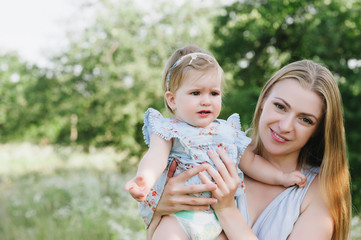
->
<box><xmin>251</xmin><ymin>60</ymin><xmax>351</xmax><ymax>240</ymax></box>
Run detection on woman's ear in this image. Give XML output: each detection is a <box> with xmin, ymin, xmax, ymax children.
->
<box><xmin>165</xmin><ymin>91</ymin><xmax>176</xmax><ymax>111</ymax></box>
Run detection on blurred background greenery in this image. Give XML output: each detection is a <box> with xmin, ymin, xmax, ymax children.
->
<box><xmin>1</xmin><ymin>0</ymin><xmax>361</xmax><ymax>239</ymax></box>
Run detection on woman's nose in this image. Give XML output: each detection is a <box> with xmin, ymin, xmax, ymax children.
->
<box><xmin>279</xmin><ymin>114</ymin><xmax>294</xmax><ymax>132</ymax></box>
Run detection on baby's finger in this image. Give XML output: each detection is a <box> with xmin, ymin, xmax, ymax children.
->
<box><xmin>297</xmin><ymin>177</ymin><xmax>307</xmax><ymax>188</ymax></box>
<box><xmin>294</xmin><ymin>171</ymin><xmax>307</xmax><ymax>180</ymax></box>
<box><xmin>124</xmin><ymin>180</ymin><xmax>135</xmax><ymax>191</ymax></box>
<box><xmin>129</xmin><ymin>188</ymin><xmax>147</xmax><ymax>201</ymax></box>
<box><xmin>293</xmin><ymin>171</ymin><xmax>307</xmax><ymax>187</ymax></box>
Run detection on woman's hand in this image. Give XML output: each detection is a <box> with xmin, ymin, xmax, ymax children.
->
<box><xmin>200</xmin><ymin>148</ymin><xmax>258</xmax><ymax>240</ymax></box>
<box><xmin>199</xmin><ymin>148</ymin><xmax>241</xmax><ymax>211</ymax></box>
<box><xmin>154</xmin><ymin>160</ymin><xmax>218</xmax><ymax>217</ymax></box>
<box><xmin>147</xmin><ymin>161</ymin><xmax>218</xmax><ymax>239</ymax></box>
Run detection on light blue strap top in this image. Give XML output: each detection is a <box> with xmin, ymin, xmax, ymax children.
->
<box><xmin>236</xmin><ymin>166</ymin><xmax>319</xmax><ymax>240</ymax></box>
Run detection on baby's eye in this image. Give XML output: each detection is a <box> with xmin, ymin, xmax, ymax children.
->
<box><xmin>211</xmin><ymin>92</ymin><xmax>220</xmax><ymax>96</ymax></box>
<box><xmin>191</xmin><ymin>91</ymin><xmax>200</xmax><ymax>95</ymax></box>
<box><xmin>274</xmin><ymin>103</ymin><xmax>285</xmax><ymax>111</ymax></box>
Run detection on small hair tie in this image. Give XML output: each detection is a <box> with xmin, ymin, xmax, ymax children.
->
<box><xmin>188</xmin><ymin>54</ymin><xmax>198</xmax><ymax>65</ymax></box>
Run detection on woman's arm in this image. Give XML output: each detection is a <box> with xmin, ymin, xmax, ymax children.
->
<box><xmin>201</xmin><ymin>148</ymin><xmax>258</xmax><ymax>240</ymax></box>
<box><xmin>147</xmin><ymin>162</ymin><xmax>218</xmax><ymax>239</ymax></box>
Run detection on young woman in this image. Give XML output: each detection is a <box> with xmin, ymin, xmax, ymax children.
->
<box><xmin>148</xmin><ymin>60</ymin><xmax>351</xmax><ymax>240</ymax></box>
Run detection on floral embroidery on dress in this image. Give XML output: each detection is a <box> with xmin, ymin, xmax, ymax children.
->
<box><xmin>139</xmin><ymin>108</ymin><xmax>252</xmax><ymax>228</ymax></box>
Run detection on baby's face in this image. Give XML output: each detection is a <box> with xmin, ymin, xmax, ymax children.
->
<box><xmin>170</xmin><ymin>68</ymin><xmax>222</xmax><ymax>128</ymax></box>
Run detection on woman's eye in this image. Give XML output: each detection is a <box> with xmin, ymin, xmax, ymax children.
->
<box><xmin>274</xmin><ymin>103</ymin><xmax>285</xmax><ymax>110</ymax></box>
<box><xmin>301</xmin><ymin>117</ymin><xmax>313</xmax><ymax>125</ymax></box>
<box><xmin>191</xmin><ymin>91</ymin><xmax>200</xmax><ymax>95</ymax></box>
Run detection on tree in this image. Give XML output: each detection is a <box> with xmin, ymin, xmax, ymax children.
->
<box><xmin>38</xmin><ymin>0</ymin><xmax>222</xmax><ymax>170</ymax></box>
<box><xmin>211</xmin><ymin>0</ymin><xmax>361</xmax><ymax>209</ymax></box>
<box><xmin>0</xmin><ymin>52</ymin><xmax>60</xmax><ymax>143</ymax></box>
<box><xmin>0</xmin><ymin>0</ymin><xmax>226</xmax><ymax>171</ymax></box>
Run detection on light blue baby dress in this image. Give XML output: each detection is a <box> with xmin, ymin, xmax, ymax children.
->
<box><xmin>236</xmin><ymin>166</ymin><xmax>319</xmax><ymax>240</ymax></box>
<box><xmin>139</xmin><ymin>108</ymin><xmax>251</xmax><ymax>238</ymax></box>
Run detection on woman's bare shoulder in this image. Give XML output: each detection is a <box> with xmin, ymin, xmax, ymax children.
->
<box><xmin>289</xmin><ymin>175</ymin><xmax>333</xmax><ymax>239</ymax></box>
<box><xmin>301</xmin><ymin>175</ymin><xmax>327</xmax><ymax>211</ymax></box>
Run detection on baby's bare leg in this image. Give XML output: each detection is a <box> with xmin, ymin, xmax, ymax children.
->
<box><xmin>152</xmin><ymin>215</ymin><xmax>188</xmax><ymax>240</ymax></box>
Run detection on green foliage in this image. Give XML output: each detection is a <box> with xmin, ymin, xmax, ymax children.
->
<box><xmin>211</xmin><ymin>0</ymin><xmax>361</xmax><ymax>211</ymax></box>
<box><xmin>50</xmin><ymin>0</ymin><xmax>223</xmax><ymax>164</ymax></box>
<box><xmin>0</xmin><ymin>0</ymin><xmax>223</xmax><ymax>169</ymax></box>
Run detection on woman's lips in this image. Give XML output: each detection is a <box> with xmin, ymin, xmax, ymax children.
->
<box><xmin>270</xmin><ymin>128</ymin><xmax>287</xmax><ymax>143</ymax></box>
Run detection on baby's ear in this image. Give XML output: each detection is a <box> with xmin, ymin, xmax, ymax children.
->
<box><xmin>165</xmin><ymin>91</ymin><xmax>176</xmax><ymax>111</ymax></box>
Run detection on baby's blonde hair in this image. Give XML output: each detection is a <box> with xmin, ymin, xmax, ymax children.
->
<box><xmin>162</xmin><ymin>45</ymin><xmax>224</xmax><ymax>113</ymax></box>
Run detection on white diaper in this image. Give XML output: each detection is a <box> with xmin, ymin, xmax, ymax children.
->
<box><xmin>171</xmin><ymin>210</ymin><xmax>222</xmax><ymax>240</ymax></box>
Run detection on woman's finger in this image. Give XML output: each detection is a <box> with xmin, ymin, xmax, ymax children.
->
<box><xmin>172</xmin><ymin>163</ymin><xmax>208</xmax><ymax>183</ymax></box>
<box><xmin>156</xmin><ymin>191</ymin><xmax>217</xmax><ymax>215</ymax></box>
<box><xmin>161</xmin><ymin>202</ymin><xmax>212</xmax><ymax>213</ymax></box>
<box><xmin>198</xmin><ymin>171</ymin><xmax>213</xmax><ymax>184</ymax></box>
<box><xmin>216</xmin><ymin>148</ymin><xmax>239</xmax><ymax>179</ymax></box>
<box><xmin>174</xmin><ymin>194</ymin><xmax>217</xmax><ymax>206</ymax></box>
<box><xmin>199</xmin><ymin>171</ymin><xmax>222</xmax><ymax>196</ymax></box>
<box><xmin>204</xmin><ymin>163</ymin><xmax>228</xmax><ymax>191</ymax></box>
<box><xmin>180</xmin><ymin>182</ymin><xmax>217</xmax><ymax>194</ymax></box>
<box><xmin>178</xmin><ymin>205</ymin><xmax>211</xmax><ymax>212</ymax></box>
<box><xmin>166</xmin><ymin>169</ymin><xmax>217</xmax><ymax>195</ymax></box>
<box><xmin>208</xmin><ymin>149</ymin><xmax>232</xmax><ymax>183</ymax></box>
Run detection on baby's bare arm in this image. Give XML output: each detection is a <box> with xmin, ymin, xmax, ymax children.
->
<box><xmin>125</xmin><ymin>134</ymin><xmax>172</xmax><ymax>201</ymax></box>
<box><xmin>239</xmin><ymin>147</ymin><xmax>306</xmax><ymax>187</ymax></box>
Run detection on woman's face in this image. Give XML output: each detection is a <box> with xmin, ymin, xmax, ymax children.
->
<box><xmin>259</xmin><ymin>79</ymin><xmax>324</xmax><ymax>160</ymax></box>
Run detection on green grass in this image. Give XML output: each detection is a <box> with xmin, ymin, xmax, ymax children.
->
<box><xmin>0</xmin><ymin>143</ymin><xmax>360</xmax><ymax>239</ymax></box>
<box><xmin>0</xmin><ymin>143</ymin><xmax>145</xmax><ymax>240</ymax></box>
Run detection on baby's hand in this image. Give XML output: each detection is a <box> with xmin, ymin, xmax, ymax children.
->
<box><xmin>125</xmin><ymin>176</ymin><xmax>150</xmax><ymax>202</ymax></box>
<box><xmin>282</xmin><ymin>171</ymin><xmax>307</xmax><ymax>188</ymax></box>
